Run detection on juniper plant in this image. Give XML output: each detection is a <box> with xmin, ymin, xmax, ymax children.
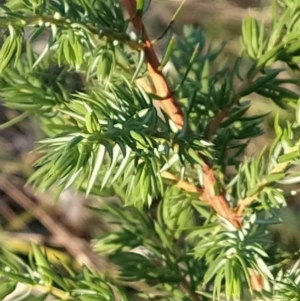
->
<box><xmin>1</xmin><ymin>0</ymin><xmax>300</xmax><ymax>300</ymax></box>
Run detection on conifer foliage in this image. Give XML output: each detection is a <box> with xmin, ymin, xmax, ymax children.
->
<box><xmin>1</xmin><ymin>0</ymin><xmax>300</xmax><ymax>300</ymax></box>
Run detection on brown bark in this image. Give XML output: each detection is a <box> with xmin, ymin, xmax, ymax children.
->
<box><xmin>122</xmin><ymin>0</ymin><xmax>266</xmax><ymax>292</ymax></box>
<box><xmin>122</xmin><ymin>0</ymin><xmax>241</xmax><ymax>228</ymax></box>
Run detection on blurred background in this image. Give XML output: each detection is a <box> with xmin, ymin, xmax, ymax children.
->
<box><xmin>1</xmin><ymin>0</ymin><xmax>300</xmax><ymax>274</ymax></box>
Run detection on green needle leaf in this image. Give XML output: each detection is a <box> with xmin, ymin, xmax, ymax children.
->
<box><xmin>86</xmin><ymin>144</ymin><xmax>106</xmax><ymax>196</ymax></box>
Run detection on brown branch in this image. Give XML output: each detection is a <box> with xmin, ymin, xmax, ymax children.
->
<box><xmin>0</xmin><ymin>175</ymin><xmax>119</xmax><ymax>276</ymax></box>
<box><xmin>201</xmin><ymin>164</ymin><xmax>241</xmax><ymax>227</ymax></box>
<box><xmin>162</xmin><ymin>170</ymin><xmax>241</xmax><ymax>227</ymax></box>
<box><xmin>207</xmin><ymin>109</ymin><xmax>229</xmax><ymax>140</ymax></box>
<box><xmin>207</xmin><ymin>69</ymin><xmax>261</xmax><ymax>140</ymax></box>
<box><xmin>129</xmin><ymin>0</ymin><xmax>240</xmax><ymax>220</ymax></box>
<box><xmin>122</xmin><ymin>0</ymin><xmax>185</xmax><ymax>129</ymax></box>
<box><xmin>123</xmin><ymin>0</ymin><xmax>241</xmax><ymax>228</ymax></box>
<box><xmin>121</xmin><ymin>0</ymin><xmax>272</xmax><ymax>293</ymax></box>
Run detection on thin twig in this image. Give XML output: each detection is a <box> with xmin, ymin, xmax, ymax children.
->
<box><xmin>236</xmin><ymin>145</ymin><xmax>298</xmax><ymax>216</ymax></box>
<box><xmin>0</xmin><ymin>175</ymin><xmax>119</xmax><ymax>275</ymax></box>
<box><xmin>207</xmin><ymin>68</ymin><xmax>261</xmax><ymax>140</ymax></box>
<box><xmin>0</xmin><ymin>175</ymin><xmax>157</xmax><ymax>296</ymax></box>
<box><xmin>1</xmin><ymin>15</ymin><xmax>143</xmax><ymax>51</ymax></box>
<box><xmin>181</xmin><ymin>279</ymin><xmax>203</xmax><ymax>301</ymax></box>
<box><xmin>0</xmin><ymin>196</ymin><xmax>30</xmax><ymax>231</ymax></box>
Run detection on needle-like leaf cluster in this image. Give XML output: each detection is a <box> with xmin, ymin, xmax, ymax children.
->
<box><xmin>1</xmin><ymin>0</ymin><xmax>300</xmax><ymax>300</ymax></box>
